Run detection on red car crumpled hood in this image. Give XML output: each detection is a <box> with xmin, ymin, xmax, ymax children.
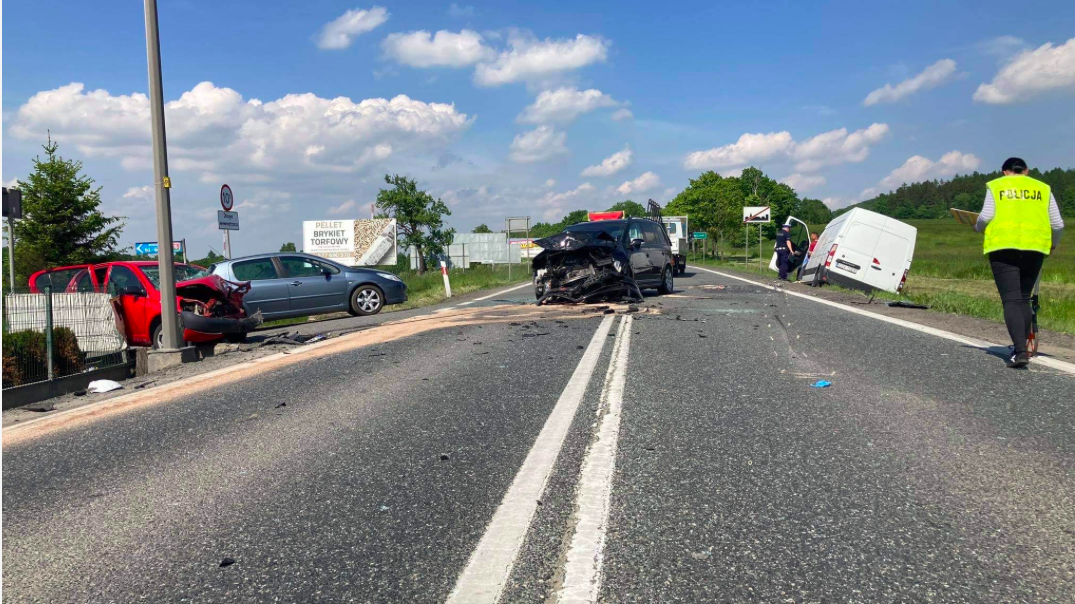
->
<box><xmin>175</xmin><ymin>274</ymin><xmax>251</xmax><ymax>313</ymax></box>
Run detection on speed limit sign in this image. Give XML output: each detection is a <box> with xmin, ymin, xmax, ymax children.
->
<box><xmin>220</xmin><ymin>184</ymin><xmax>234</xmax><ymax>211</ymax></box>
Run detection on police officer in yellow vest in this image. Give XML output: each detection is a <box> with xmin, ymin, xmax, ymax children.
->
<box><xmin>975</xmin><ymin>157</ymin><xmax>1065</xmax><ymax>368</ymax></box>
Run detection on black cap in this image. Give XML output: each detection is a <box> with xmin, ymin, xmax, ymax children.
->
<box><xmin>1002</xmin><ymin>157</ymin><xmax>1028</xmax><ymax>173</ymax></box>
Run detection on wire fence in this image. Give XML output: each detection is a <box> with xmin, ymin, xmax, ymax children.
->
<box><xmin>3</xmin><ymin>287</ymin><xmax>128</xmax><ymax>389</ymax></box>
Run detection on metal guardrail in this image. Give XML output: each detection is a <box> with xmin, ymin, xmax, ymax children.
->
<box><xmin>3</xmin><ymin>287</ymin><xmax>129</xmax><ymax>390</ymax></box>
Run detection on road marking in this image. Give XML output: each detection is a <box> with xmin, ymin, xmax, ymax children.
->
<box><xmin>470</xmin><ymin>281</ymin><xmax>532</xmax><ymax>302</ymax></box>
<box><xmin>557</xmin><ymin>314</ymin><xmax>632</xmax><ymax>603</ymax></box>
<box><xmin>446</xmin><ymin>313</ymin><xmax>617</xmax><ymax>604</ymax></box>
<box><xmin>690</xmin><ymin>265</ymin><xmax>1075</xmax><ymax>376</ymax></box>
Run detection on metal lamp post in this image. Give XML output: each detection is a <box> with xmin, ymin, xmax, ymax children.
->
<box><xmin>144</xmin><ymin>0</ymin><xmax>182</xmax><ymax>350</ymax></box>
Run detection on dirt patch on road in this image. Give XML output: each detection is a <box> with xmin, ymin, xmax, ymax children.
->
<box><xmin>1</xmin><ymin>304</ymin><xmax>624</xmax><ymax>448</ymax></box>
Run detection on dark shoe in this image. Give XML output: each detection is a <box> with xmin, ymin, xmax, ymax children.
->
<box><xmin>1006</xmin><ymin>352</ymin><xmax>1030</xmax><ymax>368</ymax></box>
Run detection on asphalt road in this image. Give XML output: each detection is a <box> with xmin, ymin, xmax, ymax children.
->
<box><xmin>4</xmin><ymin>268</ymin><xmax>1074</xmax><ymax>603</ymax></box>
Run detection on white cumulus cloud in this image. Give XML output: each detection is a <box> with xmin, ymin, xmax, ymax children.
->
<box><xmin>11</xmin><ymin>81</ymin><xmax>472</xmax><ymax>183</ymax></box>
<box><xmin>617</xmin><ymin>171</ymin><xmax>660</xmax><ymax>195</ymax></box>
<box><xmin>316</xmin><ymin>6</ymin><xmax>390</xmax><ymax>50</ymax></box>
<box><xmin>779</xmin><ymin>173</ymin><xmax>826</xmax><ymax>192</ymax></box>
<box><xmin>879</xmin><ymin>151</ymin><xmax>981</xmax><ymax>189</ymax></box>
<box><xmin>508</xmin><ymin>125</ymin><xmax>567</xmax><ymax>163</ymax></box>
<box><xmin>684</xmin><ymin>131</ymin><xmax>794</xmax><ymax>170</ymax></box>
<box><xmin>581</xmin><ymin>146</ymin><xmax>632</xmax><ymax>177</ymax></box>
<box><xmin>863</xmin><ymin>59</ymin><xmax>957</xmax><ymax>105</ymax></box>
<box><xmin>517</xmin><ymin>87</ymin><xmax>620</xmax><ymax>124</ymax></box>
<box><xmin>974</xmin><ymin>38</ymin><xmax>1075</xmax><ymax>104</ymax></box>
<box><xmin>610</xmin><ymin>108</ymin><xmax>633</xmax><ymax>121</ymax></box>
<box><xmin>792</xmin><ymin>123</ymin><xmax>889</xmax><ymax>172</ymax></box>
<box><xmin>382</xmin><ymin>30</ymin><xmax>494</xmax><ymax>68</ymax></box>
<box><xmin>535</xmin><ymin>182</ymin><xmax>595</xmax><ymax>220</ymax></box>
<box><xmin>474</xmin><ymin>32</ymin><xmax>609</xmax><ymax>87</ymax></box>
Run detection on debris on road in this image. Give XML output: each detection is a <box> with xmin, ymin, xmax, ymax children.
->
<box><xmin>700</xmin><ymin>284</ymin><xmax>727</xmax><ymax>291</ymax></box>
<box><xmin>219</xmin><ymin>557</ymin><xmax>236</xmax><ymax>568</ymax></box>
<box><xmin>521</xmin><ymin>332</ymin><xmax>551</xmax><ymax>338</ymax></box>
<box><xmin>258</xmin><ymin>331</ymin><xmax>330</xmax><ymax>347</ymax></box>
<box><xmin>887</xmin><ymin>300</ymin><xmax>930</xmax><ymax>309</ymax></box>
<box><xmin>87</xmin><ymin>379</ymin><xmax>123</xmax><ymax>393</ymax></box>
<box><xmin>440</xmin><ymin>453</ymin><xmax>450</xmax><ymax>461</ymax></box>
<box><xmin>811</xmin><ymin>380</ymin><xmax>832</xmax><ymax>388</ymax></box>
<box><xmin>275</xmin><ymin>402</ymin><xmax>287</xmax><ymax>408</ymax></box>
<box><xmin>532</xmin><ymin>231</ymin><xmax>644</xmax><ymax>305</ymax></box>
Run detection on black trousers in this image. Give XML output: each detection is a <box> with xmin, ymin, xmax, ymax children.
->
<box><xmin>776</xmin><ymin>250</ymin><xmax>790</xmax><ymax>280</ymax></box>
<box><xmin>989</xmin><ymin>249</ymin><xmax>1045</xmax><ymax>354</ymax></box>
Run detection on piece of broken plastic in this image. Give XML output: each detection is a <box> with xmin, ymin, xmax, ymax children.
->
<box><xmin>810</xmin><ymin>380</ymin><xmax>832</xmax><ymax>388</ymax></box>
<box><xmin>87</xmin><ymin>379</ymin><xmax>123</xmax><ymax>393</ymax></box>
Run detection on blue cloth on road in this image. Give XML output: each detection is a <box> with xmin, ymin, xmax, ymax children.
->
<box><xmin>811</xmin><ymin>380</ymin><xmax>832</xmax><ymax>388</ymax></box>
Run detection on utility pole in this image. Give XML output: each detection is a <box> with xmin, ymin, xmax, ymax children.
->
<box><xmin>144</xmin><ymin>0</ymin><xmax>182</xmax><ymax>350</ymax></box>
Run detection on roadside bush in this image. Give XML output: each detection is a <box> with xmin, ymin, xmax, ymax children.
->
<box><xmin>1</xmin><ymin>327</ymin><xmax>84</xmax><ymax>388</ymax></box>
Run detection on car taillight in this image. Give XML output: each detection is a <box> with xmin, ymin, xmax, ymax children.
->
<box><xmin>824</xmin><ymin>244</ymin><xmax>838</xmax><ymax>268</ymax></box>
<box><xmin>897</xmin><ymin>269</ymin><xmax>908</xmax><ymax>293</ymax></box>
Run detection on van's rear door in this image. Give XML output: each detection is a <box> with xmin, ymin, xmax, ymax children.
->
<box><xmin>831</xmin><ymin>221</ymin><xmax>881</xmax><ymax>283</ymax></box>
<box><xmin>863</xmin><ymin>230</ymin><xmax>911</xmax><ymax>292</ymax></box>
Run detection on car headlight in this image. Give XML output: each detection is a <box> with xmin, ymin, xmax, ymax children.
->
<box><xmin>379</xmin><ymin>272</ymin><xmax>403</xmax><ymax>282</ymax></box>
<box><xmin>613</xmin><ymin>260</ymin><xmax>623</xmax><ymax>273</ymax></box>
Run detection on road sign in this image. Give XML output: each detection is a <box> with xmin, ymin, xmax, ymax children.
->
<box><xmin>693</xmin><ymin>232</ymin><xmax>708</xmax><ymax>239</ymax></box>
<box><xmin>220</xmin><ymin>184</ymin><xmax>234</xmax><ymax>211</ymax></box>
<box><xmin>134</xmin><ymin>241</ymin><xmax>183</xmax><ymax>256</ymax></box>
<box><xmin>218</xmin><ymin>210</ymin><xmax>239</xmax><ymax>231</ymax></box>
<box><xmin>743</xmin><ymin>206</ymin><xmax>771</xmax><ymax>223</ymax></box>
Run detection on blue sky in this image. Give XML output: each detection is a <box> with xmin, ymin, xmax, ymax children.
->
<box><xmin>4</xmin><ymin>0</ymin><xmax>1074</xmax><ymax>257</ymax></box>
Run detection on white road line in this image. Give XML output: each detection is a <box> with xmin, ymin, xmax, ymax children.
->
<box><xmin>690</xmin><ymin>265</ymin><xmax>1075</xmax><ymax>376</ymax></box>
<box><xmin>469</xmin><ymin>281</ymin><xmax>532</xmax><ymax>302</ymax></box>
<box><xmin>557</xmin><ymin>314</ymin><xmax>633</xmax><ymax>604</ymax></box>
<box><xmin>446</xmin><ymin>313</ymin><xmax>618</xmax><ymax>604</ymax></box>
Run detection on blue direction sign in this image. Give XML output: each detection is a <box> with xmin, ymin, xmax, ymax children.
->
<box><xmin>134</xmin><ymin>241</ymin><xmax>183</xmax><ymax>256</ymax></box>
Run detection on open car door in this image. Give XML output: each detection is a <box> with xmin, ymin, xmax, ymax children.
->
<box><xmin>768</xmin><ymin>216</ymin><xmax>810</xmax><ymax>274</ymax></box>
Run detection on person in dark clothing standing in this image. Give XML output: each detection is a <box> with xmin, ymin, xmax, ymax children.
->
<box><xmin>774</xmin><ymin>224</ymin><xmax>794</xmax><ymax>281</ymax></box>
<box><xmin>975</xmin><ymin>157</ymin><xmax>1065</xmax><ymax>368</ymax></box>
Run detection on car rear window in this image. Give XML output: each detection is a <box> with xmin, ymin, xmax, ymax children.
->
<box><xmin>232</xmin><ymin>259</ymin><xmax>279</xmax><ymax>281</ymax></box>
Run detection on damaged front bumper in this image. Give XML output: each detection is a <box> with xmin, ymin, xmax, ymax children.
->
<box><xmin>532</xmin><ymin>231</ymin><xmax>643</xmax><ymax>305</ymax></box>
<box><xmin>181</xmin><ymin>310</ymin><xmax>263</xmax><ymax>335</ymax></box>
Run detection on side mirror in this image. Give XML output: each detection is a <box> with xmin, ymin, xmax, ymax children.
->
<box><xmin>630</xmin><ymin>238</ymin><xmax>644</xmax><ymax>249</ymax></box>
<box><xmin>123</xmin><ymin>284</ymin><xmax>147</xmax><ymax>297</ymax></box>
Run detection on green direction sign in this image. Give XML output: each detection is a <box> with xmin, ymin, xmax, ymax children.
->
<box><xmin>693</xmin><ymin>232</ymin><xmax>708</xmax><ymax>239</ymax></box>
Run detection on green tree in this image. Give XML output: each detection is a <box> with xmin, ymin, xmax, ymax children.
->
<box><xmin>795</xmin><ymin>198</ymin><xmax>832</xmax><ymax>225</ymax></box>
<box><xmin>473</xmin><ymin>223</ymin><xmax>493</xmax><ymax>233</ymax></box>
<box><xmin>375</xmin><ymin>174</ymin><xmax>454</xmax><ymax>274</ymax></box>
<box><xmin>666</xmin><ymin>171</ymin><xmax>743</xmax><ymax>258</ymax></box>
<box><xmin>12</xmin><ymin>136</ymin><xmax>123</xmax><ymax>280</ymax></box>
<box><xmin>279</xmin><ymin>242</ymin><xmax>297</xmax><ymax>252</ymax></box>
<box><xmin>606</xmin><ymin>200</ymin><xmax>647</xmax><ymax>217</ymax></box>
<box><xmin>562</xmin><ymin>209</ymin><xmax>590</xmax><ymax>226</ymax></box>
<box><xmin>1062</xmin><ymin>187</ymin><xmax>1075</xmax><ymax>217</ymax></box>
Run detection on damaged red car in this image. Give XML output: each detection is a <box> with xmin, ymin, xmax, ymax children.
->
<box><xmin>29</xmin><ymin>261</ymin><xmax>262</xmax><ymax>348</ymax></box>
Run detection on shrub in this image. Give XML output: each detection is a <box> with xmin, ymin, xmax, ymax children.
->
<box><xmin>1</xmin><ymin>327</ymin><xmax>84</xmax><ymax>388</ymax></box>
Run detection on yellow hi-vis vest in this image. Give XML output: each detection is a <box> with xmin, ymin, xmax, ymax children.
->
<box><xmin>983</xmin><ymin>175</ymin><xmax>1052</xmax><ymax>255</ymax></box>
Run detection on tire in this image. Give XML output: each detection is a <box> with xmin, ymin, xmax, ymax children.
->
<box><xmin>349</xmin><ymin>284</ymin><xmax>385</xmax><ymax>316</ymax></box>
<box><xmin>151</xmin><ymin>317</ymin><xmax>186</xmax><ymax>349</ymax></box>
<box><xmin>657</xmin><ymin>266</ymin><xmax>674</xmax><ymax>295</ymax></box>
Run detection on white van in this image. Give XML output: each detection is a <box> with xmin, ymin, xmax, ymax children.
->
<box><xmin>799</xmin><ymin>208</ymin><xmax>916</xmax><ymax>294</ymax></box>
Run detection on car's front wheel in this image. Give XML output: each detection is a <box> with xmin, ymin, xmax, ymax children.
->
<box><xmin>657</xmin><ymin>265</ymin><xmax>674</xmax><ymax>294</ymax></box>
<box><xmin>349</xmin><ymin>285</ymin><xmax>385</xmax><ymax>316</ymax></box>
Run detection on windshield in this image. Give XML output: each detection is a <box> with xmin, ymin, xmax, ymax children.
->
<box><xmin>141</xmin><ymin>264</ymin><xmax>209</xmax><ymax>289</ymax></box>
<box><xmin>563</xmin><ymin>221</ymin><xmax>626</xmax><ymax>242</ymax></box>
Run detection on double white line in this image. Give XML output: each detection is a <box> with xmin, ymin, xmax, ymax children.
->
<box><xmin>447</xmin><ymin>313</ymin><xmax>633</xmax><ymax>604</ymax></box>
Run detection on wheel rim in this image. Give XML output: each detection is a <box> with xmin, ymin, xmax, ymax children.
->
<box><xmin>664</xmin><ymin>269</ymin><xmax>673</xmax><ymax>290</ymax></box>
<box><xmin>357</xmin><ymin>289</ymin><xmax>381</xmax><ymax>312</ymax></box>
<box><xmin>155</xmin><ymin>329</ymin><xmax>163</xmax><ymax>349</ymax></box>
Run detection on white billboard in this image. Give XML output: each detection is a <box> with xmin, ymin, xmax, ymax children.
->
<box><xmin>303</xmin><ymin>219</ymin><xmax>397</xmax><ymax>266</ymax></box>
